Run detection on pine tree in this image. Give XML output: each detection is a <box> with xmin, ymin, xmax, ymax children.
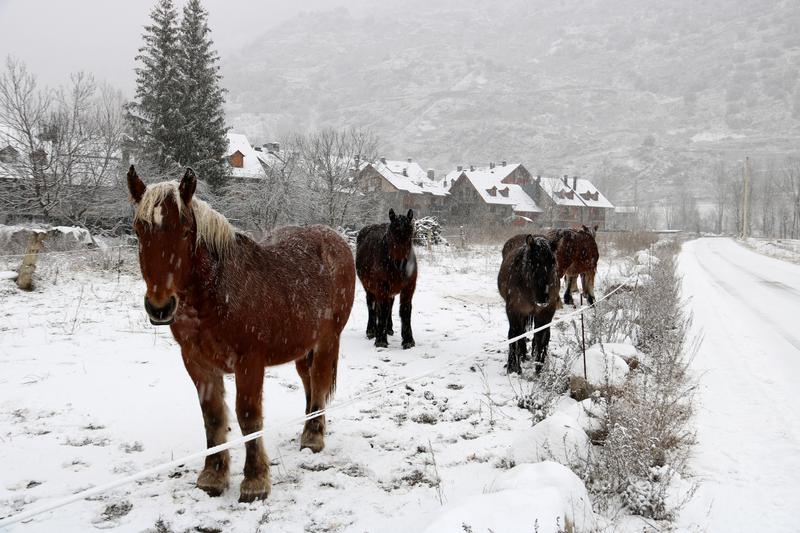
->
<box><xmin>177</xmin><ymin>0</ymin><xmax>228</xmax><ymax>192</ymax></box>
<box><xmin>128</xmin><ymin>0</ymin><xmax>184</xmax><ymax>173</ymax></box>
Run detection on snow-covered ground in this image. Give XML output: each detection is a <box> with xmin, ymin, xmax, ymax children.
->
<box><xmin>678</xmin><ymin>238</ymin><xmax>800</xmax><ymax>533</ymax></box>
<box><xmin>0</xmin><ymin>244</ymin><xmax>627</xmax><ymax>532</ymax></box>
<box><xmin>741</xmin><ymin>237</ymin><xmax>800</xmax><ymax>265</ymax></box>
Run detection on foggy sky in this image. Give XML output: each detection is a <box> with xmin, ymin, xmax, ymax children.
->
<box><xmin>0</xmin><ymin>0</ymin><xmax>356</xmax><ymax>93</ymax></box>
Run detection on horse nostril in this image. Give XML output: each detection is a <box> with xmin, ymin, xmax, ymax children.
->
<box><xmin>144</xmin><ymin>296</ymin><xmax>177</xmax><ymax>323</ymax></box>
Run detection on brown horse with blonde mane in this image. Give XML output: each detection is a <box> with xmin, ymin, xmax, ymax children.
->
<box><xmin>126</xmin><ymin>166</ymin><xmax>355</xmax><ymax>502</ymax></box>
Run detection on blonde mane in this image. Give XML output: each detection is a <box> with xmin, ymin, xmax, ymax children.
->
<box><xmin>133</xmin><ymin>181</ymin><xmax>236</xmax><ymax>257</ymax></box>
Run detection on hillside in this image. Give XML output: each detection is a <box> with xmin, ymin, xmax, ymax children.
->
<box><xmin>222</xmin><ymin>0</ymin><xmax>800</xmax><ymax>206</ymax></box>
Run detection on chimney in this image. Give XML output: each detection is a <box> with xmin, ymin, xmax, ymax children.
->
<box><xmin>380</xmin><ymin>157</ymin><xmax>387</xmax><ymax>165</ymax></box>
<box><xmin>407</xmin><ymin>158</ymin><xmax>412</xmax><ymax>163</ymax></box>
<box><xmin>489</xmin><ymin>162</ymin><xmax>495</xmax><ymax>169</ymax></box>
<box><xmin>470</xmin><ymin>165</ymin><xmax>475</xmax><ymax>172</ymax></box>
<box><xmin>427</xmin><ymin>169</ymin><xmax>435</xmax><ymax>180</ymax></box>
<box><xmin>457</xmin><ymin>165</ymin><xmax>463</xmax><ymax>172</ymax></box>
<box><xmin>536</xmin><ymin>174</ymin><xmax>541</xmax><ymax>184</ymax></box>
<box><xmin>402</xmin><ymin>168</ymin><xmax>408</xmax><ymax>177</ymax></box>
<box><xmin>562</xmin><ymin>174</ymin><xmax>568</xmax><ymax>185</ymax></box>
<box><xmin>501</xmin><ymin>161</ymin><xmax>507</xmax><ymax>166</ymax></box>
<box><xmin>572</xmin><ymin>176</ymin><xmax>578</xmax><ymax>190</ymax></box>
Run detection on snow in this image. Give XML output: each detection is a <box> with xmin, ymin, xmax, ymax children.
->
<box><xmin>447</xmin><ymin>170</ymin><xmax>543</xmax><ymax>215</ymax></box>
<box><xmin>486</xmin><ymin>461</ymin><xmax>597</xmax><ymax>532</ymax></box>
<box><xmin>424</xmin><ymin>459</ymin><xmax>599</xmax><ymax>532</ymax></box>
<box><xmin>568</xmin><ymin>344</ymin><xmax>629</xmax><ymax>389</ymax></box>
<box><xmin>225</xmin><ymin>132</ymin><xmax>266</xmax><ymax>179</ymax></box>
<box><xmin>536</xmin><ymin>177</ymin><xmax>586</xmax><ymax>207</ymax></box>
<box><xmin>677</xmin><ymin>238</ymin><xmax>800</xmax><ymax>533</ymax></box>
<box><xmin>510</xmin><ymin>414</ymin><xmax>591</xmax><ymax>467</ymax></box>
<box><xmin>0</xmin><ymin>244</ymin><xmax>614</xmax><ymax>532</ymax></box>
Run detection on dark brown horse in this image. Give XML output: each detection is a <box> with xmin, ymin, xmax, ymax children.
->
<box><xmin>504</xmin><ymin>225</ymin><xmax>600</xmax><ymax>305</ymax></box>
<box><xmin>548</xmin><ymin>225</ymin><xmax>599</xmax><ymax>305</ymax></box>
<box><xmin>126</xmin><ymin>166</ymin><xmax>355</xmax><ymax>503</ymax></box>
<box><xmin>356</xmin><ymin>208</ymin><xmax>417</xmax><ymax>349</ymax></box>
<box><xmin>498</xmin><ymin>234</ymin><xmax>560</xmax><ymax>374</ymax></box>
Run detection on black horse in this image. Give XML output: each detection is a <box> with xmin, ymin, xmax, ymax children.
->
<box><xmin>356</xmin><ymin>209</ymin><xmax>417</xmax><ymax>349</ymax></box>
<box><xmin>498</xmin><ymin>234</ymin><xmax>560</xmax><ymax>374</ymax></box>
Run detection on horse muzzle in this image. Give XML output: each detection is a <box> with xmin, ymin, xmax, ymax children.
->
<box><xmin>144</xmin><ymin>295</ymin><xmax>177</xmax><ymax>326</ymax></box>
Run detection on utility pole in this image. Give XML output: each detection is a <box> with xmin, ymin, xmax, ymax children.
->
<box><xmin>741</xmin><ymin>156</ymin><xmax>751</xmax><ymax>239</ymax></box>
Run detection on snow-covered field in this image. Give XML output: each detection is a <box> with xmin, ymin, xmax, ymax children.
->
<box><xmin>678</xmin><ymin>238</ymin><xmax>800</xmax><ymax>533</ymax></box>
<box><xmin>0</xmin><ymin>244</ymin><xmax>637</xmax><ymax>532</ymax></box>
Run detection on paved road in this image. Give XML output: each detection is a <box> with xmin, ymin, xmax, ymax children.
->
<box><xmin>678</xmin><ymin>238</ymin><xmax>800</xmax><ymax>532</ymax></box>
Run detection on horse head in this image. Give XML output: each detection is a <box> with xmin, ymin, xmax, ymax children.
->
<box><xmin>127</xmin><ymin>166</ymin><xmax>199</xmax><ymax>326</ymax></box>
<box><xmin>387</xmin><ymin>208</ymin><xmax>414</xmax><ymax>261</ymax></box>
<box><xmin>525</xmin><ymin>234</ymin><xmax>557</xmax><ymax>307</ymax></box>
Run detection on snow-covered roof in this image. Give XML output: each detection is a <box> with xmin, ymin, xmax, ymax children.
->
<box><xmin>365</xmin><ymin>161</ymin><xmax>449</xmax><ymax>197</ymax></box>
<box><xmin>225</xmin><ymin>133</ymin><xmax>266</xmax><ymax>179</ymax></box>
<box><xmin>571</xmin><ymin>178</ymin><xmax>614</xmax><ymax>209</ymax></box>
<box><xmin>454</xmin><ymin>171</ymin><xmax>542</xmax><ymax>214</ymax></box>
<box><xmin>536</xmin><ymin>177</ymin><xmax>586</xmax><ymax>207</ymax></box>
<box><xmin>445</xmin><ymin>163</ymin><xmax>520</xmax><ymax>184</ymax></box>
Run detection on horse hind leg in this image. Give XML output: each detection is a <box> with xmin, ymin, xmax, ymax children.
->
<box><xmin>563</xmin><ymin>276</ymin><xmax>575</xmax><ymax>306</ymax></box>
<box><xmin>582</xmin><ymin>271</ymin><xmax>596</xmax><ymax>305</ymax></box>
<box><xmin>365</xmin><ymin>291</ymin><xmax>377</xmax><ymax>339</ymax></box>
<box><xmin>235</xmin><ymin>362</ymin><xmax>270</xmax><ymax>502</ymax></box>
<box><xmin>184</xmin><ymin>361</ymin><xmax>230</xmax><ymax>497</ymax></box>
<box><xmin>301</xmin><ymin>337</ymin><xmax>339</xmax><ymax>453</ymax></box>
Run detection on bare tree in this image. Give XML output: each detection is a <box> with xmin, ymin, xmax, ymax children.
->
<box><xmin>222</xmin><ymin>138</ymin><xmax>304</xmax><ymax>234</ymax></box>
<box><xmin>297</xmin><ymin>127</ymin><xmax>379</xmax><ymax>228</ymax></box>
<box><xmin>0</xmin><ymin>57</ymin><xmax>127</xmax><ymax>231</ymax></box>
<box><xmin>712</xmin><ymin>161</ymin><xmax>729</xmax><ymax>234</ymax></box>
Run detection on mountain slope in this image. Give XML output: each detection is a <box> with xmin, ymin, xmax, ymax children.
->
<box><xmin>223</xmin><ymin>0</ymin><xmax>800</xmax><ymax>205</ymax></box>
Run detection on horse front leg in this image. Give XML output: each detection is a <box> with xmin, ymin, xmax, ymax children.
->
<box><xmin>183</xmin><ymin>357</ymin><xmax>229</xmax><ymax>497</ymax></box>
<box><xmin>365</xmin><ymin>291</ymin><xmax>377</xmax><ymax>339</ymax></box>
<box><xmin>386</xmin><ymin>296</ymin><xmax>395</xmax><ymax>336</ymax></box>
<box><xmin>374</xmin><ymin>296</ymin><xmax>391</xmax><ymax>348</ymax></box>
<box><xmin>506</xmin><ymin>306</ymin><xmax>526</xmax><ymax>374</ymax></box>
<box><xmin>582</xmin><ymin>271</ymin><xmax>596</xmax><ymax>305</ymax></box>
<box><xmin>399</xmin><ymin>285</ymin><xmax>415</xmax><ymax>349</ymax></box>
<box><xmin>235</xmin><ymin>361</ymin><xmax>270</xmax><ymax>503</ymax></box>
<box><xmin>533</xmin><ymin>311</ymin><xmax>555</xmax><ymax>374</ymax></box>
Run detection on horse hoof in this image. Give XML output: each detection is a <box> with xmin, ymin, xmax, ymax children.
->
<box><xmin>402</xmin><ymin>339</ymin><xmax>415</xmax><ymax>349</ymax></box>
<box><xmin>300</xmin><ymin>431</ymin><xmax>325</xmax><ymax>453</ymax></box>
<box><xmin>374</xmin><ymin>339</ymin><xmax>389</xmax><ymax>348</ymax></box>
<box><xmin>387</xmin><ymin>328</ymin><xmax>395</xmax><ymax>336</ymax></box>
<box><xmin>366</xmin><ymin>328</ymin><xmax>375</xmax><ymax>339</ymax></box>
<box><xmin>197</xmin><ymin>468</ymin><xmax>229</xmax><ymax>497</ymax></box>
<box><xmin>239</xmin><ymin>476</ymin><xmax>271</xmax><ymax>503</ymax></box>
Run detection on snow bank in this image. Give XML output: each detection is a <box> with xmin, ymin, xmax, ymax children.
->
<box><xmin>569</xmin><ymin>344</ymin><xmax>629</xmax><ymax>389</ymax></box>
<box><xmin>423</xmin><ymin>462</ymin><xmax>597</xmax><ymax>533</ymax></box>
<box><xmin>560</xmin><ymin>398</ymin><xmax>607</xmax><ymax>438</ymax></box>
<box><xmin>487</xmin><ymin>461</ymin><xmax>597</xmax><ymax>532</ymax></box>
<box><xmin>511</xmin><ymin>413</ymin><xmax>591</xmax><ymax>466</ymax></box>
<box><xmin>0</xmin><ymin>224</ymin><xmax>93</xmax><ymax>254</ymax></box>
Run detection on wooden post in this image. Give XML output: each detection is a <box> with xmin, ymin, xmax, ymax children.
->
<box><xmin>16</xmin><ymin>232</ymin><xmax>46</xmax><ymax>291</ymax></box>
<box><xmin>459</xmin><ymin>225</ymin><xmax>466</xmax><ymax>248</ymax></box>
<box><xmin>741</xmin><ymin>156</ymin><xmax>751</xmax><ymax>239</ymax></box>
<box><xmin>580</xmin><ymin>292</ymin><xmax>587</xmax><ymax>380</ymax></box>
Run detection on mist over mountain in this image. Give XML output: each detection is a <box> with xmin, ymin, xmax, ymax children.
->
<box><xmin>222</xmin><ymin>0</ymin><xmax>800</xmax><ymax>206</ymax></box>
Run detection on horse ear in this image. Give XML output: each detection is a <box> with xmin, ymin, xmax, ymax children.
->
<box><xmin>407</xmin><ymin>209</ymin><xmax>414</xmax><ymax>221</ymax></box>
<box><xmin>525</xmin><ymin>234</ymin><xmax>534</xmax><ymax>248</ymax></box>
<box><xmin>389</xmin><ymin>208</ymin><xmax>396</xmax><ymax>222</ymax></box>
<box><xmin>180</xmin><ymin>168</ymin><xmax>197</xmax><ymax>206</ymax></box>
<box><xmin>593</xmin><ymin>224</ymin><xmax>599</xmax><ymax>234</ymax></box>
<box><xmin>127</xmin><ymin>165</ymin><xmax>146</xmax><ymax>203</ymax></box>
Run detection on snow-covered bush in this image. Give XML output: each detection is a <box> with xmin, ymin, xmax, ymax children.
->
<box><xmin>585</xmin><ymin>250</ymin><xmax>696</xmax><ymax>519</ymax></box>
<box><xmin>413</xmin><ymin>216</ymin><xmax>447</xmax><ymax>246</ymax></box>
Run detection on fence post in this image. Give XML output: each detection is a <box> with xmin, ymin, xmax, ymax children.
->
<box><xmin>16</xmin><ymin>232</ymin><xmax>46</xmax><ymax>291</ymax></box>
<box><xmin>459</xmin><ymin>225</ymin><xmax>466</xmax><ymax>248</ymax></box>
<box><xmin>580</xmin><ymin>293</ymin><xmax>587</xmax><ymax>380</ymax></box>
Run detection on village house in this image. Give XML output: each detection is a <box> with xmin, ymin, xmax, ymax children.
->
<box><xmin>356</xmin><ymin>158</ymin><xmax>448</xmax><ymax>218</ymax></box>
<box><xmin>442</xmin><ymin>162</ymin><xmax>542</xmax><ymax>225</ymax></box>
<box><xmin>532</xmin><ymin>175</ymin><xmax>614</xmax><ymax>229</ymax></box>
<box><xmin>225</xmin><ymin>132</ymin><xmax>269</xmax><ymax>180</ymax></box>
